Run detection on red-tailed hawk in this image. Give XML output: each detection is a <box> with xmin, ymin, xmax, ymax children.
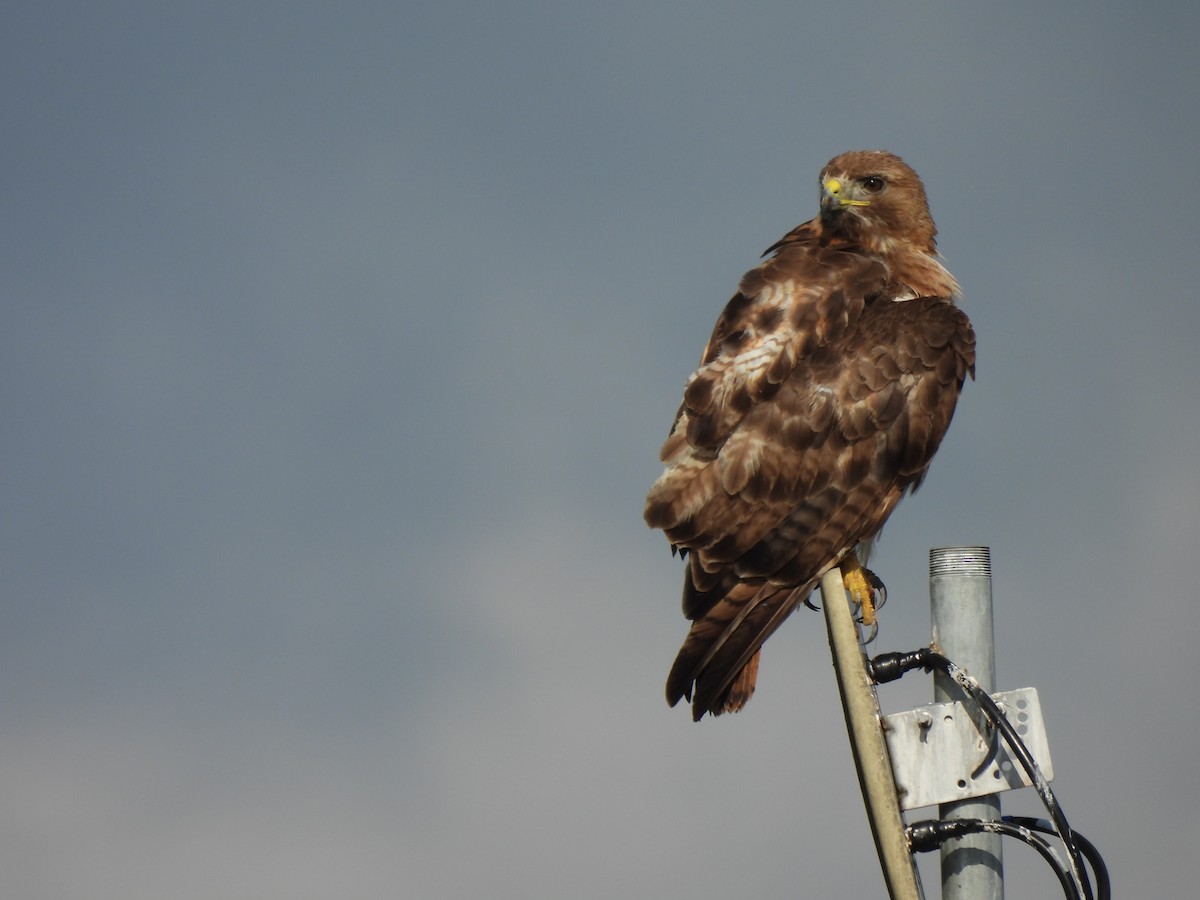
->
<box><xmin>645</xmin><ymin>150</ymin><xmax>975</xmax><ymax>721</ymax></box>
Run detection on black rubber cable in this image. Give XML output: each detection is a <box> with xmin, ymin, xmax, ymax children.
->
<box><xmin>908</xmin><ymin>817</ymin><xmax>1080</xmax><ymax>900</ymax></box>
<box><xmin>1005</xmin><ymin>817</ymin><xmax>1110</xmax><ymax>900</ymax></box>
<box><xmin>870</xmin><ymin>648</ymin><xmax>1095</xmax><ymax>900</ymax></box>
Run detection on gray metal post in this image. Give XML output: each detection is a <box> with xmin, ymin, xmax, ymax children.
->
<box><xmin>930</xmin><ymin>546</ymin><xmax>1003</xmax><ymax>900</ymax></box>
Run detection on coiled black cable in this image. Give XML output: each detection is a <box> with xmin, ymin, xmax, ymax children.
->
<box><xmin>870</xmin><ymin>647</ymin><xmax>1098</xmax><ymax>900</ymax></box>
<box><xmin>908</xmin><ymin>817</ymin><xmax>1081</xmax><ymax>900</ymax></box>
<box><xmin>1005</xmin><ymin>816</ymin><xmax>1110</xmax><ymax>900</ymax></box>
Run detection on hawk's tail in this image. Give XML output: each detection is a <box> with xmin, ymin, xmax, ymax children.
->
<box><xmin>666</xmin><ymin>579</ymin><xmax>814</xmax><ymax>720</ymax></box>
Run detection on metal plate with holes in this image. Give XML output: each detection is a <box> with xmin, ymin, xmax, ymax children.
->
<box><xmin>882</xmin><ymin>687</ymin><xmax>1052</xmax><ymax>811</ymax></box>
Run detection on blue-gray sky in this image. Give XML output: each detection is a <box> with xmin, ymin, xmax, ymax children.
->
<box><xmin>4</xmin><ymin>3</ymin><xmax>1198</xmax><ymax>897</ymax></box>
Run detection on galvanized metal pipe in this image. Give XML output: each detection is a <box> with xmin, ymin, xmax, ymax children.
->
<box><xmin>930</xmin><ymin>546</ymin><xmax>1004</xmax><ymax>900</ymax></box>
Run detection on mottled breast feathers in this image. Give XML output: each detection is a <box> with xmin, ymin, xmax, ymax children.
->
<box><xmin>645</xmin><ymin>150</ymin><xmax>975</xmax><ymax>720</ymax></box>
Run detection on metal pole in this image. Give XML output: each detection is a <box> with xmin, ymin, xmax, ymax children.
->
<box><xmin>820</xmin><ymin>569</ymin><xmax>923</xmax><ymax>900</ymax></box>
<box><xmin>930</xmin><ymin>546</ymin><xmax>1003</xmax><ymax>900</ymax></box>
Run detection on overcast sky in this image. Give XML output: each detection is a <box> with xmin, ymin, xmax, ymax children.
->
<box><xmin>3</xmin><ymin>2</ymin><xmax>1199</xmax><ymax>897</ymax></box>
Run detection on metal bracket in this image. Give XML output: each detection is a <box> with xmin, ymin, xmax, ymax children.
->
<box><xmin>882</xmin><ymin>686</ymin><xmax>1053</xmax><ymax>811</ymax></box>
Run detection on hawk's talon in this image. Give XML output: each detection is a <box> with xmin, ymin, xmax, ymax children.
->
<box><xmin>840</xmin><ymin>554</ymin><xmax>886</xmax><ymax>628</ymax></box>
<box><xmin>858</xmin><ymin>618</ymin><xmax>879</xmax><ymax>644</ymax></box>
<box><xmin>873</xmin><ymin>579</ymin><xmax>887</xmax><ymax>613</ymax></box>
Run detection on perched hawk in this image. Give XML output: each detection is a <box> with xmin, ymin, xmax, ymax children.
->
<box><xmin>645</xmin><ymin>150</ymin><xmax>975</xmax><ymax>721</ymax></box>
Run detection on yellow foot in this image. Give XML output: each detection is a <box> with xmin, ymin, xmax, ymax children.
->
<box><xmin>839</xmin><ymin>553</ymin><xmax>886</xmax><ymax>627</ymax></box>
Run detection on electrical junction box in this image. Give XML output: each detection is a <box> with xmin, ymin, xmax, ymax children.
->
<box><xmin>882</xmin><ymin>686</ymin><xmax>1052</xmax><ymax>812</ymax></box>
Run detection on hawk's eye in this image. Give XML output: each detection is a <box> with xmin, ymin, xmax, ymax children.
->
<box><xmin>860</xmin><ymin>176</ymin><xmax>886</xmax><ymax>193</ymax></box>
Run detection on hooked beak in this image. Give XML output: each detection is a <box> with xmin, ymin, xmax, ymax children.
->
<box><xmin>822</xmin><ymin>177</ymin><xmax>871</xmax><ymax>210</ymax></box>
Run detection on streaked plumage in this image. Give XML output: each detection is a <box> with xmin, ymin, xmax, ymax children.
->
<box><xmin>645</xmin><ymin>150</ymin><xmax>975</xmax><ymax>721</ymax></box>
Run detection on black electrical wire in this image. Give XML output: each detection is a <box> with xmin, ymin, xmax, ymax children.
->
<box><xmin>869</xmin><ymin>647</ymin><xmax>1095</xmax><ymax>900</ymax></box>
<box><xmin>907</xmin><ymin>817</ymin><xmax>1080</xmax><ymax>900</ymax></box>
<box><xmin>877</xmin><ymin>649</ymin><xmax>1091</xmax><ymax>898</ymax></box>
<box><xmin>1006</xmin><ymin>817</ymin><xmax>1111</xmax><ymax>900</ymax></box>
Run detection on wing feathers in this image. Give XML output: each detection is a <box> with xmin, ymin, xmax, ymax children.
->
<box><xmin>650</xmin><ymin>296</ymin><xmax>973</xmax><ymax>718</ymax></box>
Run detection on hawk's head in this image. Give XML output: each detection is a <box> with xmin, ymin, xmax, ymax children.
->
<box><xmin>818</xmin><ymin>150</ymin><xmax>938</xmax><ymax>254</ymax></box>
